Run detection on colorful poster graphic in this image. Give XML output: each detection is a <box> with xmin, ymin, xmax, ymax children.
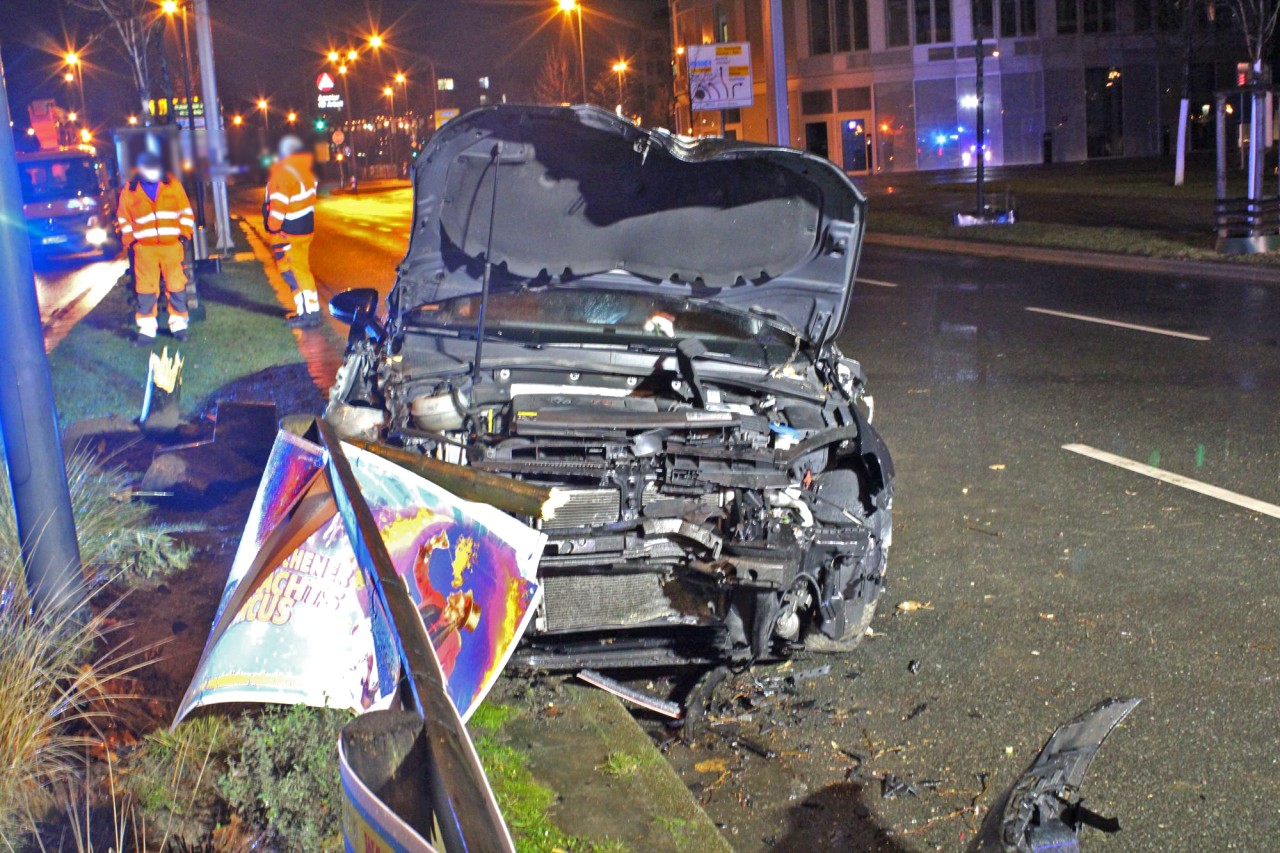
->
<box><xmin>176</xmin><ymin>432</ymin><xmax>544</xmax><ymax>723</ymax></box>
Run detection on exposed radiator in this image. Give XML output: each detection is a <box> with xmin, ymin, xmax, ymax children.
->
<box><xmin>543</xmin><ymin>487</ymin><xmax>620</xmax><ymax>529</ymax></box>
<box><xmin>540</xmin><ymin>573</ymin><xmax>675</xmax><ymax>631</ymax></box>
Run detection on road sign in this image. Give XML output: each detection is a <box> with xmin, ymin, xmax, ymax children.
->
<box><xmin>317</xmin><ymin>72</ymin><xmax>336</xmax><ymax>92</ymax></box>
<box><xmin>318</xmin><ymin>93</ymin><xmax>345</xmax><ymax>111</ymax></box>
<box><xmin>332</xmin><ymin>130</ymin><xmax>346</xmax><ymax>145</ymax></box>
<box><xmin>687</xmin><ymin>42</ymin><xmax>753</xmax><ymax>111</ymax></box>
<box><xmin>434</xmin><ymin>108</ymin><xmax>460</xmax><ymax>127</ymax></box>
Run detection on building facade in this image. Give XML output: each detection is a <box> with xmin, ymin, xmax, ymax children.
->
<box><xmin>670</xmin><ymin>0</ymin><xmax>1245</xmax><ymax>173</ymax></box>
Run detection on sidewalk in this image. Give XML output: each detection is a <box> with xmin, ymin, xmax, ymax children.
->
<box><xmin>328</xmin><ymin>178</ymin><xmax>412</xmax><ymax>196</ymax></box>
<box><xmin>858</xmin><ymin>156</ymin><xmax>1280</xmax><ymax>274</ymax></box>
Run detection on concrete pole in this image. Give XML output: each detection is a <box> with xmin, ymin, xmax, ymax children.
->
<box><xmin>0</xmin><ymin>60</ymin><xmax>83</xmax><ymax>616</ymax></box>
<box><xmin>194</xmin><ymin>0</ymin><xmax>234</xmax><ymax>252</ymax></box>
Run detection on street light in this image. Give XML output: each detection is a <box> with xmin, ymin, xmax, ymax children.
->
<box><xmin>347</xmin><ymin>49</ymin><xmax>358</xmax><ymax>61</ymax></box>
<box><xmin>232</xmin><ymin>114</ymin><xmax>243</xmax><ymax>126</ymax></box>
<box><xmin>287</xmin><ymin>110</ymin><xmax>297</xmax><ymax>123</ymax></box>
<box><xmin>557</xmin><ymin>0</ymin><xmax>587</xmax><ymax>103</ymax></box>
<box><xmin>327</xmin><ymin>50</ymin><xmax>340</xmax><ymax>63</ymax></box>
<box><xmin>63</xmin><ymin>52</ymin><xmax>86</xmax><ymax>118</ymax></box>
<box><xmin>369</xmin><ymin>34</ymin><xmax>383</xmax><ymax>49</ymax></box>
<box><xmin>128</xmin><ymin>115</ymin><xmax>139</xmax><ymax>126</ymax></box>
<box><xmin>611</xmin><ymin>60</ymin><xmax>627</xmax><ymax>114</ymax></box>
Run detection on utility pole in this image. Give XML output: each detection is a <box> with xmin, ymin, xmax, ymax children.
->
<box><xmin>0</xmin><ymin>59</ymin><xmax>82</xmax><ymax>616</ymax></box>
<box><xmin>194</xmin><ymin>0</ymin><xmax>234</xmax><ymax>252</ymax></box>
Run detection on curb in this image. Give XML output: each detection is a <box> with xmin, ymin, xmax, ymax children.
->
<box><xmin>864</xmin><ymin>231</ymin><xmax>1280</xmax><ymax>285</ymax></box>
<box><xmin>498</xmin><ymin>683</ymin><xmax>731</xmax><ymax>851</ymax></box>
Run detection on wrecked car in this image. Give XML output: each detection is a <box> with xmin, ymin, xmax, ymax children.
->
<box><xmin>325</xmin><ymin>104</ymin><xmax>893</xmax><ymax>669</ymax></box>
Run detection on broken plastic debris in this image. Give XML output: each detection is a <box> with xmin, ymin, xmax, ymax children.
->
<box><xmin>988</xmin><ymin>463</ymin><xmax>1006</xmax><ymax>471</ymax></box>
<box><xmin>895</xmin><ymin>600</ymin><xmax>933</xmax><ymax>614</ymax></box>
<box><xmin>694</xmin><ymin>758</ymin><xmax>729</xmax><ymax>774</ymax></box>
<box><xmin>577</xmin><ymin>669</ymin><xmax>682</xmax><ymax>719</ymax></box>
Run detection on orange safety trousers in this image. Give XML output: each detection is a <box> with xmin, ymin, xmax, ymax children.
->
<box><xmin>134</xmin><ymin>241</ymin><xmax>188</xmax><ymax>335</ymax></box>
<box><xmin>270</xmin><ymin>232</ymin><xmax>319</xmax><ymax>315</ymax></box>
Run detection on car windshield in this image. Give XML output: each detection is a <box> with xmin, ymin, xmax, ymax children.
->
<box><xmin>19</xmin><ymin>157</ymin><xmax>99</xmax><ymax>203</ymax></box>
<box><xmin>405</xmin><ymin>288</ymin><xmax>805</xmax><ymax>367</ymax></box>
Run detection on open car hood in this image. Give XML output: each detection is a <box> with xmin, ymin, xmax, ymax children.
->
<box><xmin>392</xmin><ymin>105</ymin><xmax>867</xmax><ymax>346</ymax></box>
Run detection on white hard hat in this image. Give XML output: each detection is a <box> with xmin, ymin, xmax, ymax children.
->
<box><xmin>278</xmin><ymin>135</ymin><xmax>305</xmax><ymax>158</ymax></box>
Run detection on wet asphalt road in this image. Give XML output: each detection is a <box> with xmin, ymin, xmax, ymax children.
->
<box><xmin>238</xmin><ymin>185</ymin><xmax>1280</xmax><ymax>850</ymax></box>
<box><xmin>661</xmin><ymin>246</ymin><xmax>1280</xmax><ymax>851</ymax></box>
<box><xmin>32</xmin><ymin>252</ymin><xmax>127</xmax><ymax>351</ymax></box>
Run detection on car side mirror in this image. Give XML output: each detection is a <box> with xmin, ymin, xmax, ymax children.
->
<box><xmin>329</xmin><ymin>288</ymin><xmax>381</xmax><ymax>326</ymax></box>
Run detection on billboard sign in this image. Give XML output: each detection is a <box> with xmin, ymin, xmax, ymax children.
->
<box><xmin>687</xmin><ymin>42</ymin><xmax>753</xmax><ymax>111</ymax></box>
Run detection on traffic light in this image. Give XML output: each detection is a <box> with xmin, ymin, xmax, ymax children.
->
<box><xmin>315</xmin><ymin>117</ymin><xmax>327</xmax><ymax>131</ymax></box>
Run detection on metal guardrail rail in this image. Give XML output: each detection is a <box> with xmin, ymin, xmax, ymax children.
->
<box><xmin>1214</xmin><ymin>196</ymin><xmax>1280</xmax><ymax>239</ymax></box>
<box><xmin>318</xmin><ymin>420</ymin><xmax>514</xmax><ymax>853</ymax></box>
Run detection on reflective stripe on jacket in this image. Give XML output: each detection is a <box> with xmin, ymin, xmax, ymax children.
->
<box><xmin>117</xmin><ymin>178</ymin><xmax>194</xmax><ymax>249</ymax></box>
<box><xmin>264</xmin><ymin>153</ymin><xmax>317</xmax><ymax>236</ymax></box>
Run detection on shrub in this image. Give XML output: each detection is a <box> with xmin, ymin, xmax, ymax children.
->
<box><xmin>122</xmin><ymin>717</ymin><xmax>238</xmax><ymax>848</ymax></box>
<box><xmin>217</xmin><ymin>704</ymin><xmax>351</xmax><ymax>853</ymax></box>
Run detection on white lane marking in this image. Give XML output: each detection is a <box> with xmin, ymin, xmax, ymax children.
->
<box><xmin>857</xmin><ymin>277</ymin><xmax>899</xmax><ymax>288</ymax></box>
<box><xmin>1026</xmin><ymin>306</ymin><xmax>1209</xmax><ymax>341</ymax></box>
<box><xmin>1063</xmin><ymin>443</ymin><xmax>1280</xmax><ymax>519</ymax></box>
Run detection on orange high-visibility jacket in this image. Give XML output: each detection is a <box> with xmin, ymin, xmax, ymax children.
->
<box><xmin>264</xmin><ymin>153</ymin><xmax>317</xmax><ymax>235</ymax></box>
<box><xmin>117</xmin><ymin>177</ymin><xmax>194</xmax><ymax>249</ymax></box>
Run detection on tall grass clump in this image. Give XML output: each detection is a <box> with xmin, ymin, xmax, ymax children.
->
<box><xmin>0</xmin><ymin>449</ymin><xmax>195</xmax><ymax>592</ymax></box>
<box><xmin>0</xmin><ymin>580</ymin><xmax>129</xmax><ymax>846</ymax></box>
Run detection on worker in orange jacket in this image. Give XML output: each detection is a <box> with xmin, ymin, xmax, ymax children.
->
<box><xmin>117</xmin><ymin>152</ymin><xmax>194</xmax><ymax>346</ymax></box>
<box><xmin>265</xmin><ymin>136</ymin><xmax>321</xmax><ymax>328</ymax></box>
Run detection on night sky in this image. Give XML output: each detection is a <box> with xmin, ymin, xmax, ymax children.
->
<box><xmin>1</xmin><ymin>0</ymin><xmax>665</xmax><ymax>131</ymax></box>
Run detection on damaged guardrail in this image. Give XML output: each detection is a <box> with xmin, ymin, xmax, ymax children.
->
<box><xmin>175</xmin><ymin>417</ymin><xmax>540</xmax><ymax>852</ymax></box>
<box><xmin>320</xmin><ymin>421</ymin><xmax>514</xmax><ymax>852</ymax></box>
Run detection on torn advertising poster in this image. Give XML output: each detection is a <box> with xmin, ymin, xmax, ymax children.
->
<box><xmin>175</xmin><ymin>430</ymin><xmax>545</xmax><ymax>724</ymax></box>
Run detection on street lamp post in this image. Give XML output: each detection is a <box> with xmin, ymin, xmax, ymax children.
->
<box><xmin>64</xmin><ymin>53</ymin><xmax>86</xmax><ymax>120</ymax></box>
<box><xmin>973</xmin><ymin>0</ymin><xmax>986</xmax><ymax>215</ymax></box>
<box><xmin>257</xmin><ymin>98</ymin><xmax>269</xmax><ymax>135</ymax></box>
<box><xmin>336</xmin><ymin>58</ymin><xmax>361</xmax><ymax>189</ymax></box>
<box><xmin>383</xmin><ymin>85</ymin><xmax>397</xmax><ymax>174</ymax></box>
<box><xmin>558</xmin><ymin>0</ymin><xmax>587</xmax><ymax>104</ymax></box>
<box><xmin>163</xmin><ymin>0</ymin><xmax>208</xmax><ymax>258</ymax></box>
<box><xmin>611</xmin><ymin>60</ymin><xmax>627</xmax><ymax>114</ymax></box>
<box><xmin>395</xmin><ymin>72</ymin><xmax>408</xmax><ymax>137</ymax></box>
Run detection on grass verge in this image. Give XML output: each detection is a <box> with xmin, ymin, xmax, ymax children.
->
<box><xmin>49</xmin><ymin>259</ymin><xmax>303</xmax><ymax>426</ymax></box>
